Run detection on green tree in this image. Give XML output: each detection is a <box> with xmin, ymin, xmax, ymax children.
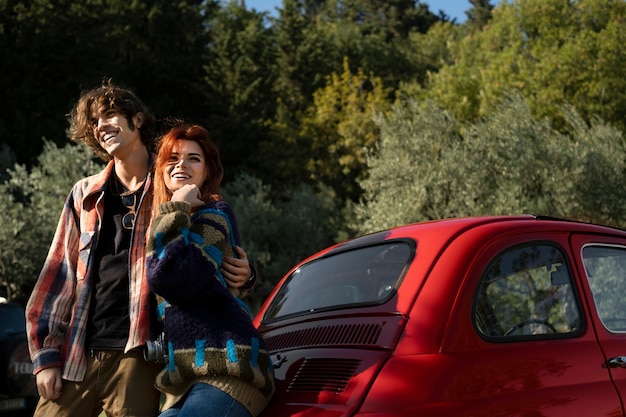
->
<box><xmin>398</xmin><ymin>20</ymin><xmax>462</xmax><ymax>96</ymax></box>
<box><xmin>222</xmin><ymin>173</ymin><xmax>343</xmax><ymax>313</ymax></box>
<box><xmin>0</xmin><ymin>0</ymin><xmax>215</xmax><ymax>165</ymax></box>
<box><xmin>263</xmin><ymin>0</ymin><xmax>444</xmax><ymax>196</ymax></box>
<box><xmin>272</xmin><ymin>0</ymin><xmax>326</xmax><ymax>117</ymax></box>
<box><xmin>0</xmin><ymin>141</ymin><xmax>103</xmax><ymax>305</ymax></box>
<box><xmin>261</xmin><ymin>0</ymin><xmax>343</xmax><ymax>195</ymax></box>
<box><xmin>355</xmin><ymin>93</ymin><xmax>626</xmax><ymax>234</ymax></box>
<box><xmin>354</xmin><ymin>99</ymin><xmax>464</xmax><ymax>233</ymax></box>
<box><xmin>420</xmin><ymin>0</ymin><xmax>626</xmax><ymax>131</ymax></box>
<box><xmin>465</xmin><ymin>0</ymin><xmax>495</xmax><ymax>30</ymax></box>
<box><xmin>325</xmin><ymin>0</ymin><xmax>439</xmax><ymax>40</ymax></box>
<box><xmin>299</xmin><ymin>58</ymin><xmax>391</xmax><ymax>201</ymax></box>
<box><xmin>203</xmin><ymin>1</ymin><xmax>278</xmax><ymax>182</ymax></box>
<box><xmin>317</xmin><ymin>0</ymin><xmax>441</xmax><ymax>89</ymax></box>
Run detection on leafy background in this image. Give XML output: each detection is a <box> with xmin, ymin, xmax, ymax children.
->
<box><xmin>1</xmin><ymin>0</ymin><xmax>625</xmax><ymax>313</ymax></box>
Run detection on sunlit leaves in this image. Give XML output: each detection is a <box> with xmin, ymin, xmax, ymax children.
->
<box><xmin>420</xmin><ymin>0</ymin><xmax>626</xmax><ymax>131</ymax></box>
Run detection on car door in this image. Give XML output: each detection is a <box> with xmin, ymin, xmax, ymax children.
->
<box><xmin>440</xmin><ymin>230</ymin><xmax>624</xmax><ymax>417</ymax></box>
<box><xmin>570</xmin><ymin>234</ymin><xmax>626</xmax><ymax>410</ymax></box>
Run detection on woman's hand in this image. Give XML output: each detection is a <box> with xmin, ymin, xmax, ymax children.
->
<box><xmin>221</xmin><ymin>246</ymin><xmax>252</xmax><ymax>288</ymax></box>
<box><xmin>171</xmin><ymin>184</ymin><xmax>204</xmax><ymax>209</ymax></box>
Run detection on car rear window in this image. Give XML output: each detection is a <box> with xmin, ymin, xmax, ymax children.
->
<box><xmin>263</xmin><ymin>242</ymin><xmax>412</xmax><ymax>321</ymax></box>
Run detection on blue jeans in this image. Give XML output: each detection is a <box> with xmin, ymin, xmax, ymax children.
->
<box><xmin>159</xmin><ymin>383</ymin><xmax>251</xmax><ymax>417</ymax></box>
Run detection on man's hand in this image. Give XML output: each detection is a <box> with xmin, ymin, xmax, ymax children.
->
<box><xmin>36</xmin><ymin>367</ymin><xmax>63</xmax><ymax>400</ymax></box>
<box><xmin>221</xmin><ymin>246</ymin><xmax>252</xmax><ymax>288</ymax></box>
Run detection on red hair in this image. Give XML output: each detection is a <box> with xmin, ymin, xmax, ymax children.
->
<box><xmin>153</xmin><ymin>122</ymin><xmax>224</xmax><ymax>214</ymax></box>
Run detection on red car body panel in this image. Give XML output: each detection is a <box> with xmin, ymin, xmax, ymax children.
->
<box><xmin>254</xmin><ymin>216</ymin><xmax>626</xmax><ymax>417</ymax></box>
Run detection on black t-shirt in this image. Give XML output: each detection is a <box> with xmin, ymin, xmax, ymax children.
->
<box><xmin>86</xmin><ymin>177</ymin><xmax>141</xmax><ymax>349</ymax></box>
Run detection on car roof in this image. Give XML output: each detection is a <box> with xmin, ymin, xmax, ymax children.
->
<box><xmin>326</xmin><ymin>215</ymin><xmax>626</xmax><ymax>255</ymax></box>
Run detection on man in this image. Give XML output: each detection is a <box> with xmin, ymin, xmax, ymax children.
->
<box><xmin>25</xmin><ymin>80</ymin><xmax>255</xmax><ymax>417</ymax></box>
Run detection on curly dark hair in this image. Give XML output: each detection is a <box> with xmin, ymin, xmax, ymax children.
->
<box><xmin>68</xmin><ymin>79</ymin><xmax>156</xmax><ymax>161</ymax></box>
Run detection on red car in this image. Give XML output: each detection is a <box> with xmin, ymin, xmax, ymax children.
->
<box><xmin>254</xmin><ymin>215</ymin><xmax>626</xmax><ymax>417</ymax></box>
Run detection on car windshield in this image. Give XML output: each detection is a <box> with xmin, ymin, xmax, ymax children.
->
<box><xmin>264</xmin><ymin>242</ymin><xmax>413</xmax><ymax>321</ymax></box>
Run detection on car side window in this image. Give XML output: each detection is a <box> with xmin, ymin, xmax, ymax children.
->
<box><xmin>581</xmin><ymin>245</ymin><xmax>626</xmax><ymax>332</ymax></box>
<box><xmin>474</xmin><ymin>243</ymin><xmax>582</xmax><ymax>339</ymax></box>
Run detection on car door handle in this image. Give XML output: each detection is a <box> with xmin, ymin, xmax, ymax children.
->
<box><xmin>607</xmin><ymin>356</ymin><xmax>626</xmax><ymax>368</ymax></box>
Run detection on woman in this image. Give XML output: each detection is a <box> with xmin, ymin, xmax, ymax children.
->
<box><xmin>146</xmin><ymin>122</ymin><xmax>274</xmax><ymax>417</ymax></box>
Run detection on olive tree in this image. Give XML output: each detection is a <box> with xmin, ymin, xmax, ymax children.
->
<box><xmin>355</xmin><ymin>93</ymin><xmax>626</xmax><ymax>234</ymax></box>
<box><xmin>0</xmin><ymin>141</ymin><xmax>102</xmax><ymax>305</ymax></box>
<box><xmin>223</xmin><ymin>173</ymin><xmax>344</xmax><ymax>313</ymax></box>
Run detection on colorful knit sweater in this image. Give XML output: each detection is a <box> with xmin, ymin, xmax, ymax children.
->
<box><xmin>146</xmin><ymin>200</ymin><xmax>274</xmax><ymax>416</ymax></box>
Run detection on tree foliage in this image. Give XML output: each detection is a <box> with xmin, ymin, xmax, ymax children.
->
<box><xmin>262</xmin><ymin>0</ymin><xmax>443</xmax><ymax>196</ymax></box>
<box><xmin>222</xmin><ymin>173</ymin><xmax>344</xmax><ymax>313</ymax></box>
<box><xmin>203</xmin><ymin>1</ymin><xmax>278</xmax><ymax>182</ymax></box>
<box><xmin>465</xmin><ymin>0</ymin><xmax>495</xmax><ymax>30</ymax></box>
<box><xmin>296</xmin><ymin>58</ymin><xmax>391</xmax><ymax>200</ymax></box>
<box><xmin>355</xmin><ymin>93</ymin><xmax>626</xmax><ymax>234</ymax></box>
<box><xmin>3</xmin><ymin>0</ymin><xmax>626</xmax><ymax>307</ymax></box>
<box><xmin>0</xmin><ymin>0</ymin><xmax>214</xmax><ymax>165</ymax></box>
<box><xmin>0</xmin><ymin>141</ymin><xmax>103</xmax><ymax>304</ymax></box>
<box><xmin>419</xmin><ymin>0</ymin><xmax>626</xmax><ymax>131</ymax></box>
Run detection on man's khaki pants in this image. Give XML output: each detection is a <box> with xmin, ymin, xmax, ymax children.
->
<box><xmin>34</xmin><ymin>349</ymin><xmax>161</xmax><ymax>417</ymax></box>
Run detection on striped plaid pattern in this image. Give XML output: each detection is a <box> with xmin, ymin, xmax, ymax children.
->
<box><xmin>25</xmin><ymin>159</ymin><xmax>155</xmax><ymax>381</ymax></box>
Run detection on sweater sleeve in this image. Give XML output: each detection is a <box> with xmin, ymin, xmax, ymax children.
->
<box><xmin>146</xmin><ymin>200</ymin><xmax>240</xmax><ymax>307</ymax></box>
